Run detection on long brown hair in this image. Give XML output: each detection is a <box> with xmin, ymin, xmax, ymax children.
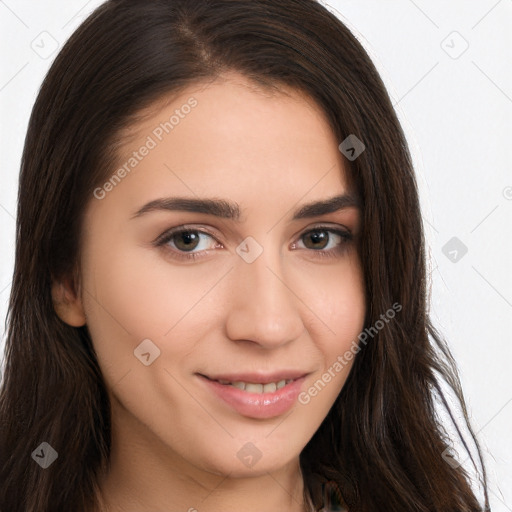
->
<box><xmin>0</xmin><ymin>0</ymin><xmax>490</xmax><ymax>510</ymax></box>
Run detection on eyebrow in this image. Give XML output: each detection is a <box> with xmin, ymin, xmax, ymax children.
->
<box><xmin>130</xmin><ymin>193</ymin><xmax>360</xmax><ymax>221</ymax></box>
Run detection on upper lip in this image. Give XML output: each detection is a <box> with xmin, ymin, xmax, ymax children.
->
<box><xmin>198</xmin><ymin>370</ymin><xmax>310</xmax><ymax>384</ymax></box>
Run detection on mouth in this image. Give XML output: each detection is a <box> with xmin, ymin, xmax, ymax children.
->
<box><xmin>196</xmin><ymin>371</ymin><xmax>309</xmax><ymax>419</ymax></box>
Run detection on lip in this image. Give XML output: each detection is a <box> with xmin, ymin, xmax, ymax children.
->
<box><xmin>197</xmin><ymin>372</ymin><xmax>309</xmax><ymax>419</ymax></box>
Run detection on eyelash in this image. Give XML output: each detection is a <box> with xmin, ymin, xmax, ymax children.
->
<box><xmin>153</xmin><ymin>224</ymin><xmax>354</xmax><ymax>262</ymax></box>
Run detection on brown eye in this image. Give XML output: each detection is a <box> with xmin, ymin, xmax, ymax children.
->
<box><xmin>302</xmin><ymin>230</ymin><xmax>330</xmax><ymax>250</ymax></box>
<box><xmin>293</xmin><ymin>226</ymin><xmax>353</xmax><ymax>259</ymax></box>
<box><xmin>173</xmin><ymin>231</ymin><xmax>201</xmax><ymax>251</ymax></box>
<box><xmin>156</xmin><ymin>228</ymin><xmax>220</xmax><ymax>256</ymax></box>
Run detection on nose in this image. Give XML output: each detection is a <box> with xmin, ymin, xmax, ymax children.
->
<box><xmin>224</xmin><ymin>244</ymin><xmax>305</xmax><ymax>349</ymax></box>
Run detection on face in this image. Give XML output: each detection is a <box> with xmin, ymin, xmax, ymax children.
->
<box><xmin>74</xmin><ymin>72</ymin><xmax>365</xmax><ymax>479</ymax></box>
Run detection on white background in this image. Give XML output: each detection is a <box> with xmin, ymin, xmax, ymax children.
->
<box><xmin>0</xmin><ymin>0</ymin><xmax>511</xmax><ymax>510</ymax></box>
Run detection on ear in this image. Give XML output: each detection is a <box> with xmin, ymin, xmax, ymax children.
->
<box><xmin>51</xmin><ymin>273</ymin><xmax>86</xmax><ymax>327</ymax></box>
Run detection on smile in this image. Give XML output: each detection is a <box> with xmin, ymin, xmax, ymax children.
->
<box><xmin>197</xmin><ymin>373</ymin><xmax>309</xmax><ymax>419</ymax></box>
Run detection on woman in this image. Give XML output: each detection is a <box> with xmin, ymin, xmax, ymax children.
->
<box><xmin>0</xmin><ymin>0</ymin><xmax>490</xmax><ymax>510</ymax></box>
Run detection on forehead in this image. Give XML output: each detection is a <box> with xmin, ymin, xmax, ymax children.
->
<box><xmin>97</xmin><ymin>72</ymin><xmax>354</xmax><ymax>212</ymax></box>
<box><xmin>118</xmin><ymin>72</ymin><xmax>332</xmax><ymax>143</ymax></box>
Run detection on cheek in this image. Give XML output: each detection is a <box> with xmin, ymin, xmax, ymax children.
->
<box><xmin>80</xmin><ymin>236</ymin><xmax>231</xmax><ymax>372</ymax></box>
<box><xmin>295</xmin><ymin>277</ymin><xmax>365</xmax><ymax>418</ymax></box>
<box><xmin>303</xmin><ymin>255</ymin><xmax>365</xmax><ymax>383</ymax></box>
<box><xmin>303</xmin><ymin>253</ymin><xmax>365</xmax><ymax>339</ymax></box>
<box><xmin>84</xmin><ymin>226</ymin><xmax>199</xmax><ymax>329</ymax></box>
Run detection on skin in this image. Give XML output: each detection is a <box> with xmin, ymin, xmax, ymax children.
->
<box><xmin>52</xmin><ymin>71</ymin><xmax>366</xmax><ymax>512</ymax></box>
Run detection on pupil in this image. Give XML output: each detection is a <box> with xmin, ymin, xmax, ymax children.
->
<box><xmin>306</xmin><ymin>231</ymin><xmax>328</xmax><ymax>249</ymax></box>
<box><xmin>175</xmin><ymin>231</ymin><xmax>199</xmax><ymax>251</ymax></box>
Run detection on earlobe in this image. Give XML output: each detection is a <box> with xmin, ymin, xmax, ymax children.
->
<box><xmin>51</xmin><ymin>277</ymin><xmax>87</xmax><ymax>327</ymax></box>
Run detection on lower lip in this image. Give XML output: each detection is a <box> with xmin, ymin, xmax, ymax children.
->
<box><xmin>198</xmin><ymin>374</ymin><xmax>306</xmax><ymax>419</ymax></box>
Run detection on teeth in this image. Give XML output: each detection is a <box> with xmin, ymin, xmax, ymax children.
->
<box><xmin>245</xmin><ymin>383</ymin><xmax>263</xmax><ymax>393</ymax></box>
<box><xmin>276</xmin><ymin>379</ymin><xmax>286</xmax><ymax>390</ymax></box>
<box><xmin>263</xmin><ymin>382</ymin><xmax>277</xmax><ymax>393</ymax></box>
<box><xmin>217</xmin><ymin>378</ymin><xmax>293</xmax><ymax>393</ymax></box>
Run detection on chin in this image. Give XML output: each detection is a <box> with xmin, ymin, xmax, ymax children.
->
<box><xmin>191</xmin><ymin>443</ymin><xmax>301</xmax><ymax>478</ymax></box>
